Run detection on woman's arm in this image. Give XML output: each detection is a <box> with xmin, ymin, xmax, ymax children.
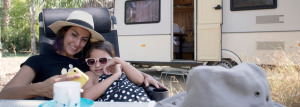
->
<box><xmin>0</xmin><ymin>65</ymin><xmax>39</xmax><ymax>99</ymax></box>
<box><xmin>104</xmin><ymin>57</ymin><xmax>144</xmax><ymax>86</ymax></box>
<box><xmin>82</xmin><ymin>65</ymin><xmax>122</xmax><ymax>100</ymax></box>
<box><xmin>0</xmin><ymin>65</ymin><xmax>80</xmax><ymax>99</ymax></box>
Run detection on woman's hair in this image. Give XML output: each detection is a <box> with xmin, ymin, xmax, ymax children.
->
<box><xmin>86</xmin><ymin>41</ymin><xmax>116</xmax><ymax>58</ymax></box>
<box><xmin>52</xmin><ymin>26</ymin><xmax>91</xmax><ymax>59</ymax></box>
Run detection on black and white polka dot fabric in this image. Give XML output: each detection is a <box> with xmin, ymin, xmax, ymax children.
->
<box><xmin>97</xmin><ymin>72</ymin><xmax>150</xmax><ymax>102</ymax></box>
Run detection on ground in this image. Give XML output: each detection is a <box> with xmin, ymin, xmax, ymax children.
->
<box><xmin>0</xmin><ymin>57</ymin><xmax>28</xmax><ymax>90</ymax></box>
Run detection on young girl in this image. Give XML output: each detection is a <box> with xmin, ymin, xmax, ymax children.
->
<box><xmin>82</xmin><ymin>41</ymin><xmax>150</xmax><ymax>102</ymax></box>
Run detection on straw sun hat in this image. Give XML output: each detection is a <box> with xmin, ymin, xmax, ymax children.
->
<box><xmin>48</xmin><ymin>11</ymin><xmax>104</xmax><ymax>42</ymax></box>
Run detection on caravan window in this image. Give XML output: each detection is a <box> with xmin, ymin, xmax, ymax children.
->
<box><xmin>231</xmin><ymin>0</ymin><xmax>277</xmax><ymax>11</ymax></box>
<box><xmin>125</xmin><ymin>0</ymin><xmax>160</xmax><ymax>24</ymax></box>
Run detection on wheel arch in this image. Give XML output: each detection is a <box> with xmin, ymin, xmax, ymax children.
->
<box><xmin>221</xmin><ymin>49</ymin><xmax>242</xmax><ymax>64</ymax></box>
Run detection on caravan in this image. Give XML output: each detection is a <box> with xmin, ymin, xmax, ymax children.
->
<box><xmin>113</xmin><ymin>0</ymin><xmax>300</xmax><ymax>68</ymax></box>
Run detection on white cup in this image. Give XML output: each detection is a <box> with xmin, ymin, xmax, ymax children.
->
<box><xmin>53</xmin><ymin>81</ymin><xmax>81</xmax><ymax>107</ymax></box>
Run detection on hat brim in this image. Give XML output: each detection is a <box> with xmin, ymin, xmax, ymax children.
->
<box><xmin>48</xmin><ymin>21</ymin><xmax>104</xmax><ymax>42</ymax></box>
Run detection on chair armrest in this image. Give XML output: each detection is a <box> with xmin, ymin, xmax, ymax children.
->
<box><xmin>143</xmin><ymin>84</ymin><xmax>169</xmax><ymax>102</ymax></box>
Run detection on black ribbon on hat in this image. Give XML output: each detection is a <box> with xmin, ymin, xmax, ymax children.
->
<box><xmin>67</xmin><ymin>19</ymin><xmax>94</xmax><ymax>30</ymax></box>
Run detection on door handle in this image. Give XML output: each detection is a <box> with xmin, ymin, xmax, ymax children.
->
<box><xmin>214</xmin><ymin>5</ymin><xmax>222</xmax><ymax>10</ymax></box>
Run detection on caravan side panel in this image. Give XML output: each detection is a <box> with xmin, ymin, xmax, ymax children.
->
<box><xmin>223</xmin><ymin>0</ymin><xmax>300</xmax><ymax>32</ymax></box>
<box><xmin>222</xmin><ymin>32</ymin><xmax>300</xmax><ymax>65</ymax></box>
<box><xmin>222</xmin><ymin>0</ymin><xmax>300</xmax><ymax>65</ymax></box>
<box><xmin>118</xmin><ymin>35</ymin><xmax>171</xmax><ymax>61</ymax></box>
<box><xmin>114</xmin><ymin>0</ymin><xmax>172</xmax><ymax>62</ymax></box>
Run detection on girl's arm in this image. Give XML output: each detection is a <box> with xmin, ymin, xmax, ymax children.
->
<box><xmin>82</xmin><ymin>71</ymin><xmax>98</xmax><ymax>90</ymax></box>
<box><xmin>104</xmin><ymin>57</ymin><xmax>144</xmax><ymax>86</ymax></box>
<box><xmin>0</xmin><ymin>65</ymin><xmax>80</xmax><ymax>99</ymax></box>
<box><xmin>82</xmin><ymin>64</ymin><xmax>122</xmax><ymax>100</ymax></box>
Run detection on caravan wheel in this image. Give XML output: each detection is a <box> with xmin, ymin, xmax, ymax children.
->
<box><xmin>212</xmin><ymin>59</ymin><xmax>237</xmax><ymax>68</ymax></box>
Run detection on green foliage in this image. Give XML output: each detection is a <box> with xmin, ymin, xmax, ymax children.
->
<box><xmin>1</xmin><ymin>0</ymin><xmax>32</xmax><ymax>53</ymax></box>
<box><xmin>37</xmin><ymin>0</ymin><xmax>88</xmax><ymax>9</ymax></box>
<box><xmin>1</xmin><ymin>0</ymin><xmax>89</xmax><ymax>54</ymax></box>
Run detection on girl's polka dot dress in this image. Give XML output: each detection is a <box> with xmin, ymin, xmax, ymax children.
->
<box><xmin>97</xmin><ymin>72</ymin><xmax>150</xmax><ymax>102</ymax></box>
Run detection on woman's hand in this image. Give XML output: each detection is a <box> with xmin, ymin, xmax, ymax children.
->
<box><xmin>39</xmin><ymin>74</ymin><xmax>81</xmax><ymax>98</ymax></box>
<box><xmin>143</xmin><ymin>73</ymin><xmax>168</xmax><ymax>90</ymax></box>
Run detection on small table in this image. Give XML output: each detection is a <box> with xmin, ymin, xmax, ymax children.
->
<box><xmin>0</xmin><ymin>99</ymin><xmax>156</xmax><ymax>107</ymax></box>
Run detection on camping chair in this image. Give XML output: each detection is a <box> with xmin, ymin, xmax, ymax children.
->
<box><xmin>38</xmin><ymin>7</ymin><xmax>168</xmax><ymax>101</ymax></box>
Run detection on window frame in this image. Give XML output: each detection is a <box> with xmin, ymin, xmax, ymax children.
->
<box><xmin>124</xmin><ymin>0</ymin><xmax>161</xmax><ymax>25</ymax></box>
<box><xmin>230</xmin><ymin>0</ymin><xmax>277</xmax><ymax>11</ymax></box>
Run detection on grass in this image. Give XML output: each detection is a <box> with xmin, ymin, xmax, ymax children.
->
<box><xmin>260</xmin><ymin>51</ymin><xmax>300</xmax><ymax>107</ymax></box>
<box><xmin>164</xmin><ymin>76</ymin><xmax>186</xmax><ymax>96</ymax></box>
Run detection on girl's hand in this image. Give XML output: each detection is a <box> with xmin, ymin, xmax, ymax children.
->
<box><xmin>103</xmin><ymin>57</ymin><xmax>120</xmax><ymax>75</ymax></box>
<box><xmin>40</xmin><ymin>74</ymin><xmax>81</xmax><ymax>98</ymax></box>
<box><xmin>111</xmin><ymin>64</ymin><xmax>122</xmax><ymax>78</ymax></box>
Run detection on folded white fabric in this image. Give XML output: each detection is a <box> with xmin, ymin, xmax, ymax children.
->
<box><xmin>155</xmin><ymin>63</ymin><xmax>285</xmax><ymax>107</ymax></box>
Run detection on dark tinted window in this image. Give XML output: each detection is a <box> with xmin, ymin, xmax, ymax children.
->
<box><xmin>231</xmin><ymin>0</ymin><xmax>277</xmax><ymax>11</ymax></box>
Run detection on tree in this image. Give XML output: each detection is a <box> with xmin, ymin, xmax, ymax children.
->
<box><xmin>30</xmin><ymin>1</ymin><xmax>37</xmax><ymax>54</ymax></box>
<box><xmin>82</xmin><ymin>0</ymin><xmax>114</xmax><ymax>8</ymax></box>
<box><xmin>6</xmin><ymin>0</ymin><xmax>31</xmax><ymax>54</ymax></box>
<box><xmin>1</xmin><ymin>0</ymin><xmax>33</xmax><ymax>55</ymax></box>
<box><xmin>37</xmin><ymin>0</ymin><xmax>88</xmax><ymax>9</ymax></box>
<box><xmin>1</xmin><ymin>0</ymin><xmax>10</xmax><ymax>32</ymax></box>
<box><xmin>1</xmin><ymin>0</ymin><xmax>13</xmax><ymax>54</ymax></box>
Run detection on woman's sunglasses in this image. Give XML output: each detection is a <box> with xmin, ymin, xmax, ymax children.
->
<box><xmin>85</xmin><ymin>57</ymin><xmax>112</xmax><ymax>66</ymax></box>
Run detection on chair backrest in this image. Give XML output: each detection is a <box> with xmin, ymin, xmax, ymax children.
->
<box><xmin>39</xmin><ymin>7</ymin><xmax>119</xmax><ymax>57</ymax></box>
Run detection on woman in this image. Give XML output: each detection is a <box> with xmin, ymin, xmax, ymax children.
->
<box><xmin>0</xmin><ymin>11</ymin><xmax>165</xmax><ymax>99</ymax></box>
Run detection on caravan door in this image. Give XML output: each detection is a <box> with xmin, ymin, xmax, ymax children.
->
<box><xmin>196</xmin><ymin>0</ymin><xmax>222</xmax><ymax>61</ymax></box>
<box><xmin>115</xmin><ymin>0</ymin><xmax>172</xmax><ymax>62</ymax></box>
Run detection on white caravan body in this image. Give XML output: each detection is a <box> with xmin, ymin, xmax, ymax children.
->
<box><xmin>114</xmin><ymin>0</ymin><xmax>300</xmax><ymax>67</ymax></box>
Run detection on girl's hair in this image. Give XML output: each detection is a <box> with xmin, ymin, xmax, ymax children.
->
<box><xmin>52</xmin><ymin>26</ymin><xmax>91</xmax><ymax>59</ymax></box>
<box><xmin>86</xmin><ymin>41</ymin><xmax>116</xmax><ymax>58</ymax></box>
